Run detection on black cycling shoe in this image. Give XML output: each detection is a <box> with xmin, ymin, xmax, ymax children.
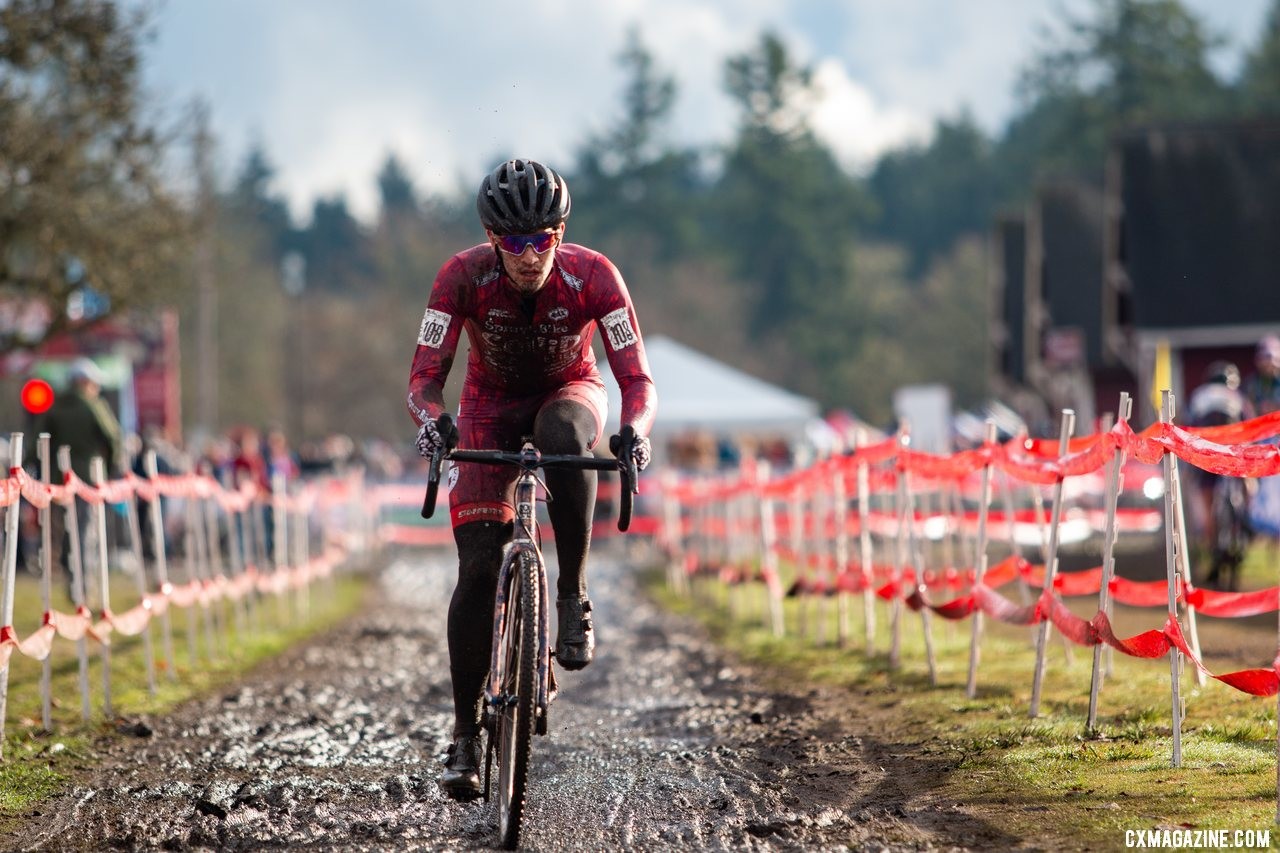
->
<box><xmin>556</xmin><ymin>596</ymin><xmax>595</xmax><ymax>670</ymax></box>
<box><xmin>439</xmin><ymin>734</ymin><xmax>484</xmax><ymax>801</ymax></box>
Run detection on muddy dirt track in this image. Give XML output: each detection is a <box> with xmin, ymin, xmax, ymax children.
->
<box><xmin>5</xmin><ymin>545</ymin><xmax>1032</xmax><ymax>852</ymax></box>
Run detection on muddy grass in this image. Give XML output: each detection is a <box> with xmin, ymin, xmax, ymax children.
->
<box><xmin>657</xmin><ymin>548</ymin><xmax>1280</xmax><ymax>851</ymax></box>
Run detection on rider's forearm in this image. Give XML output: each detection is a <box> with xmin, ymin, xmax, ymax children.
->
<box><xmin>407</xmin><ymin>356</ymin><xmax>450</xmax><ymax>426</ymax></box>
<box><xmin>618</xmin><ymin>374</ymin><xmax>657</xmax><ymax>436</ymax></box>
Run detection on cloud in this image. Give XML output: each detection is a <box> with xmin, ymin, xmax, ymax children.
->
<box><xmin>807</xmin><ymin>59</ymin><xmax>933</xmax><ymax>173</ymax></box>
<box><xmin>141</xmin><ymin>0</ymin><xmax>1272</xmax><ymax>224</ymax></box>
<box><xmin>837</xmin><ymin>0</ymin><xmax>1054</xmax><ymax>134</ymax></box>
<box><xmin>272</xmin><ymin>95</ymin><xmax>441</xmax><ymax>221</ymax></box>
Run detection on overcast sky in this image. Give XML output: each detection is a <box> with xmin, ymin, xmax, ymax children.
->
<box><xmin>141</xmin><ymin>0</ymin><xmax>1273</xmax><ymax>223</ymax></box>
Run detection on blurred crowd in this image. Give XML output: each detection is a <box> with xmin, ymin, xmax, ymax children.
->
<box><xmin>6</xmin><ymin>360</ymin><xmax>406</xmax><ymax>597</ymax></box>
<box><xmin>185</xmin><ymin>424</ymin><xmax>404</xmax><ymax>489</ymax></box>
<box><xmin>665</xmin><ymin>431</ymin><xmax>796</xmax><ymax>474</ymax></box>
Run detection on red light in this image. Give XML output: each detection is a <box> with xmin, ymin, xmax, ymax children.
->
<box><xmin>21</xmin><ymin>379</ymin><xmax>54</xmax><ymax>415</ymax></box>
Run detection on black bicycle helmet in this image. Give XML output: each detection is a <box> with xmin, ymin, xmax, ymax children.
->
<box><xmin>1204</xmin><ymin>360</ymin><xmax>1241</xmax><ymax>390</ymax></box>
<box><xmin>476</xmin><ymin>159</ymin><xmax>571</xmax><ymax>235</ymax></box>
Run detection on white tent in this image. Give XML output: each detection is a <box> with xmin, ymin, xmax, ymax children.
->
<box><xmin>597</xmin><ymin>334</ymin><xmax>820</xmax><ymax>438</ymax></box>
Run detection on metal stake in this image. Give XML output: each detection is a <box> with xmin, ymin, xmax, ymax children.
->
<box><xmin>967</xmin><ymin>421</ymin><xmax>998</xmax><ymax>699</ymax></box>
<box><xmin>90</xmin><ymin>457</ymin><xmax>113</xmax><ymax>719</ymax></box>
<box><xmin>37</xmin><ymin>435</ymin><xmax>53</xmax><ymax>730</ymax></box>
<box><xmin>1159</xmin><ymin>391</ymin><xmax>1183</xmax><ymax>767</ymax></box>
<box><xmin>57</xmin><ymin>446</ymin><xmax>92</xmax><ymax>719</ymax></box>
<box><xmin>1088</xmin><ymin>394</ymin><xmax>1131</xmax><ymax>732</ymax></box>
<box><xmin>0</xmin><ymin>434</ymin><xmax>24</xmax><ymax>753</ymax></box>
<box><xmin>144</xmin><ymin>451</ymin><xmax>177</xmax><ymax>680</ymax></box>
<box><xmin>1030</xmin><ymin>410</ymin><xmax>1076</xmax><ymax>718</ymax></box>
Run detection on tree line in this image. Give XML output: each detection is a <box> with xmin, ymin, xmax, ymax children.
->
<box><xmin>4</xmin><ymin>0</ymin><xmax>1280</xmax><ymax>439</ymax></box>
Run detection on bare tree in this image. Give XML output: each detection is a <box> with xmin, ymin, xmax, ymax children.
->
<box><xmin>0</xmin><ymin>0</ymin><xmax>190</xmax><ymax>352</ymax></box>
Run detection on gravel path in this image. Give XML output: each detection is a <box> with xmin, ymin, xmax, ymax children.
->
<box><xmin>3</xmin><ymin>545</ymin><xmax>1023</xmax><ymax>851</ymax></box>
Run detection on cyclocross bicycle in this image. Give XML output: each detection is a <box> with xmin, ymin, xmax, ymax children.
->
<box><xmin>421</xmin><ymin>414</ymin><xmax>638</xmax><ymax>850</ymax></box>
<box><xmin>1204</xmin><ymin>473</ymin><xmax>1251</xmax><ymax>590</ymax></box>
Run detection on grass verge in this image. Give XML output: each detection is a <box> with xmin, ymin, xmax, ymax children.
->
<box><xmin>650</xmin><ymin>563</ymin><xmax>1280</xmax><ymax>851</ymax></box>
<box><xmin>0</xmin><ymin>566</ymin><xmax>371</xmax><ymax>825</ymax></box>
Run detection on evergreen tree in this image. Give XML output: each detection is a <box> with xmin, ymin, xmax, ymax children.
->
<box><xmin>1239</xmin><ymin>0</ymin><xmax>1280</xmax><ymax>116</ymax></box>
<box><xmin>370</xmin><ymin>153</ymin><xmax>472</xmax><ymax>301</ymax></box>
<box><xmin>226</xmin><ymin>143</ymin><xmax>294</xmax><ymax>257</ymax></box>
<box><xmin>1009</xmin><ymin>0</ymin><xmax>1227</xmax><ymax>183</ymax></box>
<box><xmin>300</xmin><ymin>194</ymin><xmax>375</xmax><ymax>294</ymax></box>
<box><xmin>715</xmin><ymin>31</ymin><xmax>867</xmax><ymax>334</ymax></box>
<box><xmin>866</xmin><ymin>112</ymin><xmax>997</xmax><ymax>277</ymax></box>
<box><xmin>572</xmin><ymin>27</ymin><xmax>705</xmax><ymax>260</ymax></box>
<box><xmin>377</xmin><ymin>153</ymin><xmax>418</xmax><ymax>219</ymax></box>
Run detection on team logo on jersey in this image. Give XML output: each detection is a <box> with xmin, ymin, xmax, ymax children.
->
<box><xmin>602</xmin><ymin>307</ymin><xmax>638</xmax><ymax>351</ymax></box>
<box><xmin>488</xmin><ymin>308</ymin><xmax>513</xmax><ymax>320</ymax></box>
<box><xmin>447</xmin><ymin>463</ymin><xmax>460</xmax><ymax>490</ymax></box>
<box><xmin>548</xmin><ymin>307</ymin><xmax>569</xmax><ymax>321</ymax></box>
<box><xmin>561</xmin><ymin>270</ymin><xmax>584</xmax><ymax>292</ymax></box>
<box><xmin>473</xmin><ymin>269</ymin><xmax>500</xmax><ymax>287</ymax></box>
<box><xmin>406</xmin><ymin>393</ymin><xmax>431</xmax><ymax>424</ymax></box>
<box><xmin>417</xmin><ymin>308</ymin><xmax>451</xmax><ymax>348</ymax></box>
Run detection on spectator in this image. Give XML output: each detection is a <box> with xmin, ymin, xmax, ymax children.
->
<box><xmin>229</xmin><ymin>426</ymin><xmax>269</xmax><ymax>492</ymax></box>
<box><xmin>323</xmin><ymin>432</ymin><xmax>357</xmax><ymax>473</ymax></box>
<box><xmin>265</xmin><ymin>426</ymin><xmax>300</xmax><ymax>483</ymax></box>
<box><xmin>196</xmin><ymin>434</ymin><xmax>234</xmax><ymax>484</ymax></box>
<box><xmin>31</xmin><ymin>357</ymin><xmax>122</xmax><ymax>599</ymax></box>
<box><xmin>1245</xmin><ymin>335</ymin><xmax>1280</xmax><ymax>417</ymax></box>
<box><xmin>1246</xmin><ymin>335</ymin><xmax>1280</xmax><ymax>546</ymax></box>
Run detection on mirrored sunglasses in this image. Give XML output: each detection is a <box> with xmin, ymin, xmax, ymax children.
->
<box><xmin>495</xmin><ymin>231</ymin><xmax>558</xmax><ymax>255</ymax></box>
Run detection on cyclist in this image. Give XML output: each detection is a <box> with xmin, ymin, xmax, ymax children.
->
<box><xmin>29</xmin><ymin>358</ymin><xmax>122</xmax><ymax>598</ymax></box>
<box><xmin>1244</xmin><ymin>334</ymin><xmax>1280</xmax><ymax>417</ymax></box>
<box><xmin>1244</xmin><ymin>335</ymin><xmax>1280</xmax><ymax>545</ymax></box>
<box><xmin>407</xmin><ymin>159</ymin><xmax>657</xmax><ymax>800</ymax></box>
<box><xmin>1186</xmin><ymin>361</ymin><xmax>1254</xmax><ymax>589</ymax></box>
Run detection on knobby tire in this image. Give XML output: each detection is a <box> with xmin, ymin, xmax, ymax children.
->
<box><xmin>497</xmin><ymin>550</ymin><xmax>539</xmax><ymax>850</ymax></box>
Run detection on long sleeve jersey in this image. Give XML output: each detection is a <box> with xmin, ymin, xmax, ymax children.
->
<box><xmin>407</xmin><ymin>242</ymin><xmax>657</xmax><ymax>435</ymax></box>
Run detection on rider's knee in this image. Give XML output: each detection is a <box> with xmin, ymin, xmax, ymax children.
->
<box><xmin>533</xmin><ymin>400</ymin><xmax>594</xmax><ymax>456</ymax></box>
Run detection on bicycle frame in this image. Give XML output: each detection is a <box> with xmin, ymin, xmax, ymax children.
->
<box><xmin>485</xmin><ymin>443</ymin><xmax>554</xmax><ymax>725</ymax></box>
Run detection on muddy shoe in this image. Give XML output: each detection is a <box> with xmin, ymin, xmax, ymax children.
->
<box><xmin>439</xmin><ymin>734</ymin><xmax>483</xmax><ymax>801</ymax></box>
<box><xmin>556</xmin><ymin>596</ymin><xmax>595</xmax><ymax>670</ymax></box>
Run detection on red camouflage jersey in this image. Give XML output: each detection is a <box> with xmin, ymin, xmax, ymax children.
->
<box><xmin>407</xmin><ymin>242</ymin><xmax>657</xmax><ymax>435</ymax></box>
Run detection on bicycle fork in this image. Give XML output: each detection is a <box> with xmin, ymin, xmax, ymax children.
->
<box><xmin>481</xmin><ymin>549</ymin><xmax>516</xmax><ymax>804</ymax></box>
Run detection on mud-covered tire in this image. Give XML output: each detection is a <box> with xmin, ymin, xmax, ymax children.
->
<box><xmin>497</xmin><ymin>550</ymin><xmax>539</xmax><ymax>849</ymax></box>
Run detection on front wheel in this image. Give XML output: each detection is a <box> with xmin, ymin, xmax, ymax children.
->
<box><xmin>496</xmin><ymin>550</ymin><xmax>539</xmax><ymax>850</ymax></box>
